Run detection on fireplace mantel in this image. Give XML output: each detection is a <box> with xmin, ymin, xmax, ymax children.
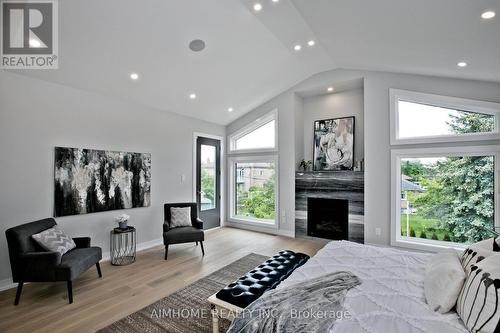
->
<box><xmin>295</xmin><ymin>171</ymin><xmax>364</xmax><ymax>243</ymax></box>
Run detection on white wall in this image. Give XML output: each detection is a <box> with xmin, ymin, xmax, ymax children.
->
<box><xmin>303</xmin><ymin>88</ymin><xmax>364</xmax><ymax>164</ymax></box>
<box><xmin>294</xmin><ymin>93</ymin><xmax>304</xmax><ymax>166</ymax></box>
<box><xmin>0</xmin><ymin>72</ymin><xmax>224</xmax><ymax>282</ymax></box>
<box><xmin>226</xmin><ymin>68</ymin><xmax>500</xmax><ymax>244</ymax></box>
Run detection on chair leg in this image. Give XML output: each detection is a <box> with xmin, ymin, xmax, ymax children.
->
<box><xmin>164</xmin><ymin>245</ymin><xmax>169</xmax><ymax>260</ymax></box>
<box><xmin>96</xmin><ymin>262</ymin><xmax>102</xmax><ymax>278</ymax></box>
<box><xmin>67</xmin><ymin>281</ymin><xmax>73</xmax><ymax>304</ymax></box>
<box><xmin>200</xmin><ymin>241</ymin><xmax>205</xmax><ymax>256</ymax></box>
<box><xmin>14</xmin><ymin>282</ymin><xmax>23</xmax><ymax>306</ymax></box>
<box><xmin>196</xmin><ymin>241</ymin><xmax>198</xmax><ymax>246</ymax></box>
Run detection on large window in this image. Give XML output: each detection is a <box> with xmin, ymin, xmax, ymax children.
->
<box><xmin>390</xmin><ymin>89</ymin><xmax>500</xmax><ymax>145</ymax></box>
<box><xmin>229</xmin><ymin>156</ymin><xmax>278</xmax><ymax>226</ymax></box>
<box><xmin>391</xmin><ymin>90</ymin><xmax>500</xmax><ymax>250</ymax></box>
<box><xmin>394</xmin><ymin>148</ymin><xmax>498</xmax><ymax>249</ymax></box>
<box><xmin>235</xmin><ymin>162</ymin><xmax>276</xmax><ymax>221</ymax></box>
<box><xmin>228</xmin><ymin>110</ymin><xmax>279</xmax><ymax>227</ymax></box>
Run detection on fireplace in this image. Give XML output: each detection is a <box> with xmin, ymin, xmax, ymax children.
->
<box><xmin>307</xmin><ymin>197</ymin><xmax>349</xmax><ymax>240</ymax></box>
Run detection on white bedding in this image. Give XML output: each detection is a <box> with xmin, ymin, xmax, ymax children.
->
<box><xmin>278</xmin><ymin>241</ymin><xmax>468</xmax><ymax>333</ymax></box>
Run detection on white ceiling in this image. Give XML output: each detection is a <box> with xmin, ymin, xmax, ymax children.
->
<box><xmin>9</xmin><ymin>0</ymin><xmax>500</xmax><ymax>125</ymax></box>
<box><xmin>292</xmin><ymin>0</ymin><xmax>500</xmax><ymax>82</ymax></box>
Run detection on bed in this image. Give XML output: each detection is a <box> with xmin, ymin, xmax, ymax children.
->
<box><xmin>276</xmin><ymin>240</ymin><xmax>469</xmax><ymax>333</ymax></box>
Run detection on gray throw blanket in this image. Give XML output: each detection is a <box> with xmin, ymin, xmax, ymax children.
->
<box><xmin>227</xmin><ymin>271</ymin><xmax>360</xmax><ymax>333</ymax></box>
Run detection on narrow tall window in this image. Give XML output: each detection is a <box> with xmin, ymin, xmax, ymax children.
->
<box><xmin>228</xmin><ymin>110</ymin><xmax>279</xmax><ymax>227</ymax></box>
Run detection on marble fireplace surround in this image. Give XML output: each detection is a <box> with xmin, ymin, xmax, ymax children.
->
<box><xmin>295</xmin><ymin>171</ymin><xmax>364</xmax><ymax>243</ymax></box>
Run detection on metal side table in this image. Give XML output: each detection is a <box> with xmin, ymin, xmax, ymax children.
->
<box><xmin>110</xmin><ymin>226</ymin><xmax>136</xmax><ymax>265</ymax></box>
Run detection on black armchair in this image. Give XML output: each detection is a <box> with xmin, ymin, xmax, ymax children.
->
<box><xmin>5</xmin><ymin>218</ymin><xmax>102</xmax><ymax>305</ymax></box>
<box><xmin>163</xmin><ymin>203</ymin><xmax>205</xmax><ymax>260</ymax></box>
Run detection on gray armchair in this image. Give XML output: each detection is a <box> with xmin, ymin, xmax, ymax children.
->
<box><xmin>5</xmin><ymin>218</ymin><xmax>102</xmax><ymax>305</ymax></box>
<box><xmin>163</xmin><ymin>203</ymin><xmax>204</xmax><ymax>260</ymax></box>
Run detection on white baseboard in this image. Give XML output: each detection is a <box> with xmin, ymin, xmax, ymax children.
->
<box><xmin>224</xmin><ymin>221</ymin><xmax>295</xmax><ymax>238</ymax></box>
<box><xmin>225</xmin><ymin>221</ymin><xmax>278</xmax><ymax>235</ymax></box>
<box><xmin>0</xmin><ymin>278</ymin><xmax>16</xmax><ymax>292</ymax></box>
<box><xmin>0</xmin><ymin>237</ymin><xmax>164</xmax><ymax>292</ymax></box>
<box><xmin>276</xmin><ymin>229</ymin><xmax>295</xmax><ymax>238</ymax></box>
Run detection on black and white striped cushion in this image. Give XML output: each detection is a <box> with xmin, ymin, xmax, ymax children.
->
<box><xmin>31</xmin><ymin>226</ymin><xmax>76</xmax><ymax>256</ymax></box>
<box><xmin>457</xmin><ymin>254</ymin><xmax>500</xmax><ymax>333</ymax></box>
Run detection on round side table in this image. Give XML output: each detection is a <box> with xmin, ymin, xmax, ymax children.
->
<box><xmin>110</xmin><ymin>226</ymin><xmax>136</xmax><ymax>265</ymax></box>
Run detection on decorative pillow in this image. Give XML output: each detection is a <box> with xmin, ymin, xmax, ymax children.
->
<box><xmin>424</xmin><ymin>248</ymin><xmax>466</xmax><ymax>313</ymax></box>
<box><xmin>31</xmin><ymin>226</ymin><xmax>76</xmax><ymax>256</ymax></box>
<box><xmin>170</xmin><ymin>207</ymin><xmax>192</xmax><ymax>228</ymax></box>
<box><xmin>461</xmin><ymin>238</ymin><xmax>497</xmax><ymax>275</ymax></box>
<box><xmin>457</xmin><ymin>254</ymin><xmax>500</xmax><ymax>333</ymax></box>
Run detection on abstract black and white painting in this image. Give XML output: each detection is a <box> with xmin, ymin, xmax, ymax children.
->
<box><xmin>313</xmin><ymin>117</ymin><xmax>354</xmax><ymax>171</ymax></box>
<box><xmin>54</xmin><ymin>147</ymin><xmax>151</xmax><ymax>217</ymax></box>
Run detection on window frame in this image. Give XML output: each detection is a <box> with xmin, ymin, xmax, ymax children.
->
<box><xmin>228</xmin><ymin>109</ymin><xmax>278</xmax><ymax>153</ymax></box>
<box><xmin>228</xmin><ymin>155</ymin><xmax>279</xmax><ymax>228</ymax></box>
<box><xmin>391</xmin><ymin>145</ymin><xmax>500</xmax><ymax>252</ymax></box>
<box><xmin>390</xmin><ymin>89</ymin><xmax>500</xmax><ymax>145</ymax></box>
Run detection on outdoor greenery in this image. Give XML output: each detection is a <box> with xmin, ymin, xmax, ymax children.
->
<box><xmin>401</xmin><ymin>112</ymin><xmax>495</xmax><ymax>243</ymax></box>
<box><xmin>237</xmin><ymin>174</ymin><xmax>275</xmax><ymax>219</ymax></box>
<box><xmin>201</xmin><ymin>169</ymin><xmax>215</xmax><ymax>204</ymax></box>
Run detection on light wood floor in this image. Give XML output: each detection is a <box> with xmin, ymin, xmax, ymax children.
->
<box><xmin>0</xmin><ymin>227</ymin><xmax>327</xmax><ymax>333</ymax></box>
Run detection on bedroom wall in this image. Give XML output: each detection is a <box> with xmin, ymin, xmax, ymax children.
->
<box><xmin>0</xmin><ymin>71</ymin><xmax>225</xmax><ymax>285</ymax></box>
<box><xmin>302</xmin><ymin>88</ymin><xmax>364</xmax><ymax>165</ymax></box>
<box><xmin>226</xmin><ymin>68</ymin><xmax>500</xmax><ymax>246</ymax></box>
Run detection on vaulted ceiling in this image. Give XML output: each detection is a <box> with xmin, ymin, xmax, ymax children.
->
<box><xmin>9</xmin><ymin>0</ymin><xmax>500</xmax><ymax>125</ymax></box>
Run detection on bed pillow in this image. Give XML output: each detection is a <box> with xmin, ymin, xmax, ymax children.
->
<box><xmin>170</xmin><ymin>207</ymin><xmax>192</xmax><ymax>228</ymax></box>
<box><xmin>461</xmin><ymin>238</ymin><xmax>497</xmax><ymax>275</ymax></box>
<box><xmin>424</xmin><ymin>248</ymin><xmax>466</xmax><ymax>313</ymax></box>
<box><xmin>456</xmin><ymin>254</ymin><xmax>500</xmax><ymax>333</ymax></box>
<box><xmin>31</xmin><ymin>226</ymin><xmax>76</xmax><ymax>256</ymax></box>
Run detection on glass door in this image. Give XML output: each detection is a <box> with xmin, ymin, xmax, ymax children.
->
<box><xmin>196</xmin><ymin>137</ymin><xmax>221</xmax><ymax>229</ymax></box>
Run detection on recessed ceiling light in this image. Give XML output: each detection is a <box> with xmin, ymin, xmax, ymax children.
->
<box><xmin>457</xmin><ymin>62</ymin><xmax>468</xmax><ymax>68</ymax></box>
<box><xmin>189</xmin><ymin>93</ymin><xmax>197</xmax><ymax>99</ymax></box>
<box><xmin>307</xmin><ymin>40</ymin><xmax>315</xmax><ymax>47</ymax></box>
<box><xmin>130</xmin><ymin>73</ymin><xmax>139</xmax><ymax>80</ymax></box>
<box><xmin>294</xmin><ymin>44</ymin><xmax>302</xmax><ymax>51</ymax></box>
<box><xmin>253</xmin><ymin>3</ymin><xmax>262</xmax><ymax>11</ymax></box>
<box><xmin>481</xmin><ymin>11</ymin><xmax>496</xmax><ymax>19</ymax></box>
<box><xmin>272</xmin><ymin>0</ymin><xmax>279</xmax><ymax>2</ymax></box>
<box><xmin>228</xmin><ymin>107</ymin><xmax>234</xmax><ymax>112</ymax></box>
<box><xmin>327</xmin><ymin>87</ymin><xmax>334</xmax><ymax>92</ymax></box>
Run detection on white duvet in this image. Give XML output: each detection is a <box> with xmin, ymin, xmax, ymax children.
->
<box><xmin>278</xmin><ymin>241</ymin><xmax>468</xmax><ymax>333</ymax></box>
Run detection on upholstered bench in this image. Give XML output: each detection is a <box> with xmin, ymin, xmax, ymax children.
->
<box><xmin>208</xmin><ymin>250</ymin><xmax>309</xmax><ymax>333</ymax></box>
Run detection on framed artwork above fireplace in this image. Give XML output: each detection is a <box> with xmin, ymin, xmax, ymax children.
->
<box><xmin>313</xmin><ymin>116</ymin><xmax>355</xmax><ymax>171</ymax></box>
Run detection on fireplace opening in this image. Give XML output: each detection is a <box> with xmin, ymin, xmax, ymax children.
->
<box><xmin>307</xmin><ymin>197</ymin><xmax>349</xmax><ymax>240</ymax></box>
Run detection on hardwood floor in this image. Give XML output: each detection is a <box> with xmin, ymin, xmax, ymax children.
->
<box><xmin>0</xmin><ymin>227</ymin><xmax>328</xmax><ymax>333</ymax></box>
